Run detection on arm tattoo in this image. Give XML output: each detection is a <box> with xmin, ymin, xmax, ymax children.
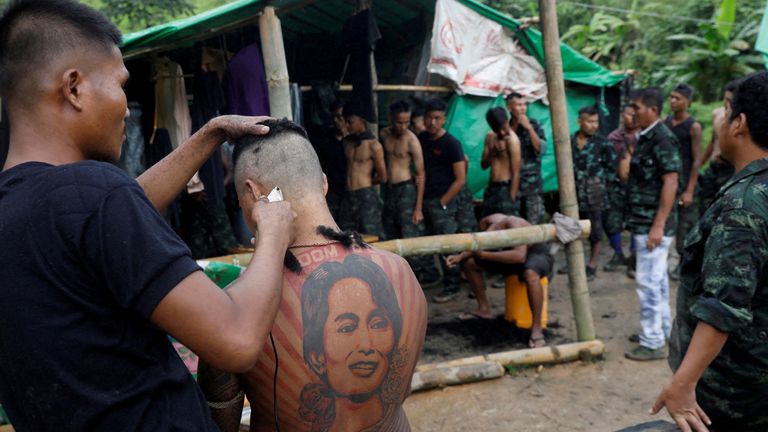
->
<box><xmin>198</xmin><ymin>360</ymin><xmax>246</xmax><ymax>432</ymax></box>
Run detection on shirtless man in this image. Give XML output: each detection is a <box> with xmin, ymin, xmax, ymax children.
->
<box><xmin>698</xmin><ymin>80</ymin><xmax>738</xmax><ymax>213</ymax></box>
<box><xmin>380</xmin><ymin>100</ymin><xmax>426</xmax><ymax>240</ymax></box>
<box><xmin>198</xmin><ymin>119</ymin><xmax>427</xmax><ymax>432</ymax></box>
<box><xmin>339</xmin><ymin>106</ymin><xmax>387</xmax><ymax>237</ymax></box>
<box><xmin>446</xmin><ymin>214</ymin><xmax>553</xmax><ymax>347</ymax></box>
<box><xmin>481</xmin><ymin>107</ymin><xmax>521</xmax><ymax>218</ymax></box>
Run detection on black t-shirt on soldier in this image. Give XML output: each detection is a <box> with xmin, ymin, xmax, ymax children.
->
<box><xmin>419</xmin><ymin>131</ymin><xmax>465</xmax><ymax>200</ymax></box>
<box><xmin>0</xmin><ymin>161</ymin><xmax>217</xmax><ymax>431</ymax></box>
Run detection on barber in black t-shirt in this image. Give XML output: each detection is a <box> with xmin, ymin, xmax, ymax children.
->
<box><xmin>0</xmin><ymin>2</ymin><xmax>294</xmax><ymax>430</ymax></box>
<box><xmin>419</xmin><ymin>98</ymin><xmax>472</xmax><ymax>303</ymax></box>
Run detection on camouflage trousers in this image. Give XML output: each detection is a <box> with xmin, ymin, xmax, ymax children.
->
<box><xmin>481</xmin><ymin>180</ymin><xmax>516</xmax><ymax>218</ymax></box>
<box><xmin>605</xmin><ymin>183</ymin><xmax>629</xmax><ymax>235</ymax></box>
<box><xmin>518</xmin><ymin>193</ymin><xmax>545</xmax><ymax>225</ymax></box>
<box><xmin>675</xmin><ymin>202</ymin><xmax>698</xmax><ymax>256</ymax></box>
<box><xmin>423</xmin><ymin>197</ymin><xmax>462</xmax><ymax>293</ymax></box>
<box><xmin>338</xmin><ymin>186</ymin><xmax>384</xmax><ymax>238</ymax></box>
<box><xmin>455</xmin><ymin>185</ymin><xmax>478</xmax><ymax>233</ymax></box>
<box><xmin>699</xmin><ymin>160</ymin><xmax>735</xmax><ymax>215</ymax></box>
<box><xmin>183</xmin><ymin>194</ymin><xmax>239</xmax><ymax>259</ymax></box>
<box><xmin>382</xmin><ymin>180</ymin><xmax>432</xmax><ymax>274</ymax></box>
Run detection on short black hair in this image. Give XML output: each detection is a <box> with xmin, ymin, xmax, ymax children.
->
<box><xmin>425</xmin><ymin>98</ymin><xmax>447</xmax><ymax>114</ymax></box>
<box><xmin>389</xmin><ymin>100</ymin><xmax>411</xmax><ymax>115</ymax></box>
<box><xmin>724</xmin><ymin>79</ymin><xmax>740</xmax><ymax>93</ymax></box>
<box><xmin>630</xmin><ymin>87</ymin><xmax>663</xmax><ymax>114</ymax></box>
<box><xmin>506</xmin><ymin>92</ymin><xmax>524</xmax><ymax>101</ymax></box>
<box><xmin>232</xmin><ymin>118</ymin><xmax>309</xmax><ymax>168</ymax></box>
<box><xmin>485</xmin><ymin>107</ymin><xmax>508</xmax><ymax>132</ymax></box>
<box><xmin>578</xmin><ymin>106</ymin><xmax>599</xmax><ymax>117</ymax></box>
<box><xmin>0</xmin><ymin>0</ymin><xmax>122</xmax><ymax>100</ymax></box>
<box><xmin>729</xmin><ymin>71</ymin><xmax>768</xmax><ymax>150</ymax></box>
<box><xmin>672</xmin><ymin>83</ymin><xmax>694</xmax><ymax>100</ymax></box>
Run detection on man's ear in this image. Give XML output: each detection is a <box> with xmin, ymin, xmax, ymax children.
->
<box><xmin>733</xmin><ymin>113</ymin><xmax>749</xmax><ymax>140</ymax></box>
<box><xmin>322</xmin><ymin>173</ymin><xmax>329</xmax><ymax>196</ymax></box>
<box><xmin>244</xmin><ymin>179</ymin><xmax>268</xmax><ymax>201</ymax></box>
<box><xmin>61</xmin><ymin>69</ymin><xmax>85</xmax><ymax>111</ymax></box>
<box><xmin>308</xmin><ymin>352</ymin><xmax>327</xmax><ymax>376</ymax></box>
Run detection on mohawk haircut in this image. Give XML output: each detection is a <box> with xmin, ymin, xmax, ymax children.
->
<box><xmin>0</xmin><ymin>0</ymin><xmax>122</xmax><ymax>100</ymax></box>
<box><xmin>232</xmin><ymin>118</ymin><xmax>324</xmax><ymax>200</ymax></box>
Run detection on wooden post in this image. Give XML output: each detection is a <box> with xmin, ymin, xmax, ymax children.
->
<box><xmin>538</xmin><ymin>0</ymin><xmax>596</xmax><ymax>341</ymax></box>
<box><xmin>259</xmin><ymin>6</ymin><xmax>292</xmax><ymax>119</ymax></box>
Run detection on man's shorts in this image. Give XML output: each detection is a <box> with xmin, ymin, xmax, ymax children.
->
<box><xmin>580</xmin><ymin>210</ymin><xmax>604</xmax><ymax>243</ymax></box>
<box><xmin>475</xmin><ymin>242</ymin><xmax>554</xmax><ymax>279</ymax></box>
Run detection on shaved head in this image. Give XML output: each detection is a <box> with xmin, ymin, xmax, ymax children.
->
<box><xmin>0</xmin><ymin>0</ymin><xmax>121</xmax><ymax>104</ymax></box>
<box><xmin>233</xmin><ymin>119</ymin><xmax>325</xmax><ymax>200</ymax></box>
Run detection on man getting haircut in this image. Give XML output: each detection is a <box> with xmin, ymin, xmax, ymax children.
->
<box><xmin>0</xmin><ymin>1</ymin><xmax>294</xmax><ymax>430</ymax></box>
<box><xmin>198</xmin><ymin>119</ymin><xmax>427</xmax><ymax>432</ymax></box>
<box><xmin>481</xmin><ymin>107</ymin><xmax>521</xmax><ymax>218</ymax></box>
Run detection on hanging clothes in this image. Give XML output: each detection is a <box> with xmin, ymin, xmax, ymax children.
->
<box><xmin>190</xmin><ymin>70</ymin><xmax>226</xmax><ymax>207</ymax></box>
<box><xmin>342</xmin><ymin>8</ymin><xmax>381</xmax><ymax>123</ymax></box>
<box><xmin>154</xmin><ymin>57</ymin><xmax>203</xmax><ymax>194</ymax></box>
<box><xmin>117</xmin><ymin>102</ymin><xmax>146</xmax><ymax>178</ymax></box>
<box><xmin>224</xmin><ymin>43</ymin><xmax>270</xmax><ymax>116</ymax></box>
<box><xmin>290</xmin><ymin>83</ymin><xmax>303</xmax><ymax>126</ymax></box>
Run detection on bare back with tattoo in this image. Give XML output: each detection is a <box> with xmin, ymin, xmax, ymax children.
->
<box><xmin>240</xmin><ymin>245</ymin><xmax>426</xmax><ymax>432</ymax></box>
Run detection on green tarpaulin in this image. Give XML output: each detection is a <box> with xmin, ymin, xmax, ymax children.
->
<box><xmin>446</xmin><ymin>87</ymin><xmax>602</xmax><ymax>197</ymax></box>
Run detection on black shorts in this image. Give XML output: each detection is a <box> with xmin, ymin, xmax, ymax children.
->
<box><xmin>476</xmin><ymin>243</ymin><xmax>554</xmax><ymax>279</ymax></box>
<box><xmin>580</xmin><ymin>210</ymin><xmax>604</xmax><ymax>243</ymax></box>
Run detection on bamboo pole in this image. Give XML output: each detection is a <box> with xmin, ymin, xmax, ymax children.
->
<box><xmin>205</xmin><ymin>221</ymin><xmax>591</xmax><ymax>265</ymax></box>
<box><xmin>259</xmin><ymin>7</ymin><xmax>292</xmax><ymax>119</ymax></box>
<box><xmin>538</xmin><ymin>0</ymin><xmax>596</xmax><ymax>342</ymax></box>
<box><xmin>410</xmin><ymin>361</ymin><xmax>505</xmax><ymax>392</ymax></box>
<box><xmin>375</xmin><ymin>221</ymin><xmax>590</xmax><ymax>257</ymax></box>
<box><xmin>299</xmin><ymin>84</ymin><xmax>454</xmax><ymax>93</ymax></box>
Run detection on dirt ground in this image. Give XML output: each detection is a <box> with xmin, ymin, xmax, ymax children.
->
<box><xmin>404</xmin><ymin>242</ymin><xmax>681</xmax><ymax>432</ymax></box>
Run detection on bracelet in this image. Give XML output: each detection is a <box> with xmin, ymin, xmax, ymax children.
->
<box><xmin>207</xmin><ymin>390</ymin><xmax>245</xmax><ymax>409</ymax></box>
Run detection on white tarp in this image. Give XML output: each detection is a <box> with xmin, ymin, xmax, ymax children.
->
<box><xmin>428</xmin><ymin>0</ymin><xmax>548</xmax><ymax>101</ymax></box>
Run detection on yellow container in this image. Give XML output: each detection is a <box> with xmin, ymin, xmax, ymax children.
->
<box><xmin>504</xmin><ymin>274</ymin><xmax>548</xmax><ymax>329</ymax></box>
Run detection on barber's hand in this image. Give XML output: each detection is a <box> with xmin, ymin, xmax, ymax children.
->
<box><xmin>250</xmin><ymin>200</ymin><xmax>297</xmax><ymax>248</ymax></box>
<box><xmin>412</xmin><ymin>208</ymin><xmax>424</xmax><ymax>225</ymax></box>
<box><xmin>647</xmin><ymin>224</ymin><xmax>664</xmax><ymax>250</ymax></box>
<box><xmin>209</xmin><ymin>115</ymin><xmax>273</xmax><ymax>143</ymax></box>
<box><xmin>679</xmin><ymin>191</ymin><xmax>694</xmax><ymax>208</ymax></box>
<box><xmin>650</xmin><ymin>381</ymin><xmax>711</xmax><ymax>432</ymax></box>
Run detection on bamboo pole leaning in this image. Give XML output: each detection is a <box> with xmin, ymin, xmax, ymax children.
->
<box><xmin>259</xmin><ymin>7</ymin><xmax>292</xmax><ymax>120</ymax></box>
<box><xmin>539</xmin><ymin>0</ymin><xmax>597</xmax><ymax>342</ymax></box>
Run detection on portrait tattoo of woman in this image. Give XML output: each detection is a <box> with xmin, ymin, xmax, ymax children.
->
<box><xmin>299</xmin><ymin>254</ymin><xmax>409</xmax><ymax>431</ymax></box>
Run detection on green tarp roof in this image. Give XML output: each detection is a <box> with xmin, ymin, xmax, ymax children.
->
<box><xmin>120</xmin><ymin>0</ymin><xmax>623</xmax><ymax>88</ymax></box>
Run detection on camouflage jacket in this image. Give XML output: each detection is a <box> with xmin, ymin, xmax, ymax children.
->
<box><xmin>626</xmin><ymin>121</ymin><xmax>681</xmax><ymax>236</ymax></box>
<box><xmin>669</xmin><ymin>157</ymin><xmax>768</xmax><ymax>427</ymax></box>
<box><xmin>572</xmin><ymin>132</ymin><xmax>614</xmax><ymax>211</ymax></box>
<box><xmin>513</xmin><ymin>118</ymin><xmax>546</xmax><ymax>196</ymax></box>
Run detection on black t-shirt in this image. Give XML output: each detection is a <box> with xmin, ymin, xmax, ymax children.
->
<box><xmin>0</xmin><ymin>161</ymin><xmax>216</xmax><ymax>431</ymax></box>
<box><xmin>419</xmin><ymin>131</ymin><xmax>465</xmax><ymax>200</ymax></box>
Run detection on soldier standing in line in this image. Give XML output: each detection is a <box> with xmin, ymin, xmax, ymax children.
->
<box><xmin>652</xmin><ymin>71</ymin><xmax>768</xmax><ymax>432</ymax></box>
<box><xmin>506</xmin><ymin>92</ymin><xmax>547</xmax><ymax>223</ymax></box>
<box><xmin>664</xmin><ymin>84</ymin><xmax>703</xmax><ymax>281</ymax></box>
<box><xmin>619</xmin><ymin>88</ymin><xmax>681</xmax><ymax>362</ymax></box>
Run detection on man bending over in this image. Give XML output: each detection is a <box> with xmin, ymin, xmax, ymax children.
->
<box><xmin>446</xmin><ymin>214</ymin><xmax>553</xmax><ymax>347</ymax></box>
<box><xmin>198</xmin><ymin>119</ymin><xmax>427</xmax><ymax>432</ymax></box>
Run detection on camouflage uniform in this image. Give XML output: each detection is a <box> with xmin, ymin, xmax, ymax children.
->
<box><xmin>481</xmin><ymin>180</ymin><xmax>517</xmax><ymax>218</ymax></box>
<box><xmin>572</xmin><ymin>133</ymin><xmax>614</xmax><ymax>243</ymax></box>
<box><xmin>423</xmin><ymin>197</ymin><xmax>461</xmax><ymax>293</ymax></box>
<box><xmin>514</xmin><ymin>119</ymin><xmax>547</xmax><ymax>224</ymax></box>
<box><xmin>382</xmin><ymin>180</ymin><xmax>433</xmax><ymax>273</ymax></box>
<box><xmin>455</xmin><ymin>184</ymin><xmax>478</xmax><ymax>233</ymax></box>
<box><xmin>338</xmin><ymin>186</ymin><xmax>383</xmax><ymax>238</ymax></box>
<box><xmin>669</xmin><ymin>157</ymin><xmax>768</xmax><ymax>429</ymax></box>
<box><xmin>627</xmin><ymin>122</ymin><xmax>681</xmax><ymax>350</ymax></box>
<box><xmin>605</xmin><ymin>127</ymin><xmax>636</xmax><ymax>235</ymax></box>
<box><xmin>698</xmin><ymin>159</ymin><xmax>735</xmax><ymax>215</ymax></box>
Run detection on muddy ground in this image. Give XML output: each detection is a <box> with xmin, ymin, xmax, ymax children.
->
<box><xmin>404</xmin><ymin>244</ymin><xmax>681</xmax><ymax>431</ymax></box>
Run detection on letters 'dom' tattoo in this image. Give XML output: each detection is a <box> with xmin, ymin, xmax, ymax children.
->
<box><xmin>298</xmin><ymin>254</ymin><xmax>408</xmax><ymax>432</ymax></box>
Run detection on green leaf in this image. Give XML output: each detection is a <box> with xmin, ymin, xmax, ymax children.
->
<box><xmin>714</xmin><ymin>0</ymin><xmax>737</xmax><ymax>39</ymax></box>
